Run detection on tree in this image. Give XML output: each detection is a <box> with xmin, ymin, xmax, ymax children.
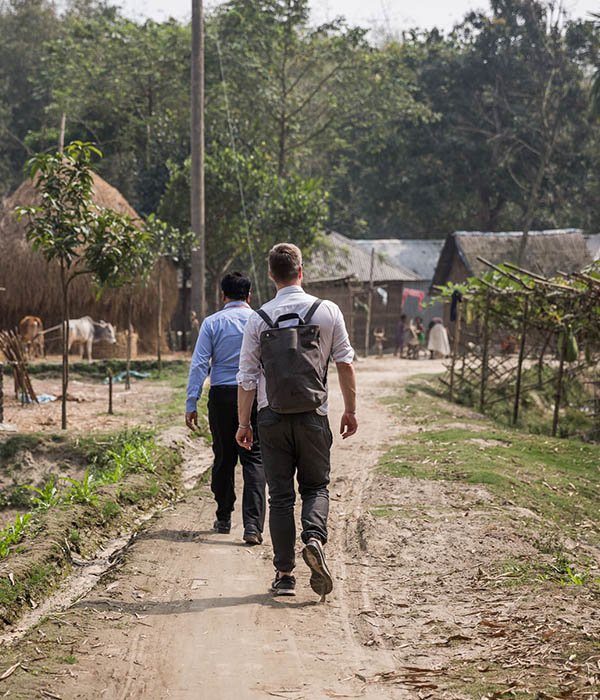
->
<box><xmin>17</xmin><ymin>142</ymin><xmax>150</xmax><ymax>428</ymax></box>
<box><xmin>158</xmin><ymin>145</ymin><xmax>327</xmax><ymax>307</ymax></box>
<box><xmin>145</xmin><ymin>215</ymin><xmax>197</xmax><ymax>372</ymax></box>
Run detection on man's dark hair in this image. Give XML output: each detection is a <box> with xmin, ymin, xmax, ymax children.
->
<box><xmin>268</xmin><ymin>243</ymin><xmax>302</xmax><ymax>284</ymax></box>
<box><xmin>221</xmin><ymin>272</ymin><xmax>251</xmax><ymax>300</ymax></box>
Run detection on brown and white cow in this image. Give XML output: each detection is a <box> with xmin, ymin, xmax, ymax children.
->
<box><xmin>67</xmin><ymin>316</ymin><xmax>117</xmax><ymax>360</ymax></box>
<box><xmin>18</xmin><ymin>315</ymin><xmax>45</xmax><ymax>359</ymax></box>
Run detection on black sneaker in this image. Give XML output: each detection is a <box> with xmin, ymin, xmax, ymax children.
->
<box><xmin>243</xmin><ymin>530</ymin><xmax>263</xmax><ymax>545</ymax></box>
<box><xmin>271</xmin><ymin>572</ymin><xmax>296</xmax><ymax>596</ymax></box>
<box><xmin>302</xmin><ymin>539</ymin><xmax>333</xmax><ymax>596</ymax></box>
<box><xmin>213</xmin><ymin>519</ymin><xmax>231</xmax><ymax>534</ymax></box>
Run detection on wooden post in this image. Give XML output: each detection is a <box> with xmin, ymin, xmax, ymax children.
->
<box><xmin>364</xmin><ymin>248</ymin><xmax>375</xmax><ymax>358</ymax></box>
<box><xmin>512</xmin><ymin>296</ymin><xmax>529</xmax><ymax>425</ymax></box>
<box><xmin>347</xmin><ymin>283</ymin><xmax>355</xmax><ymax>350</ymax></box>
<box><xmin>552</xmin><ymin>330</ymin><xmax>567</xmax><ymax>437</ymax></box>
<box><xmin>58</xmin><ymin>112</ymin><xmax>66</xmax><ymax>154</ymax></box>
<box><xmin>126</xmin><ymin>293</ymin><xmax>132</xmax><ymax>391</ymax></box>
<box><xmin>157</xmin><ymin>257</ymin><xmax>163</xmax><ymax>375</ymax></box>
<box><xmin>0</xmin><ymin>362</ymin><xmax>4</xmax><ymax>424</ymax></box>
<box><xmin>107</xmin><ymin>368</ymin><xmax>113</xmax><ymax>416</ymax></box>
<box><xmin>448</xmin><ymin>301</ymin><xmax>462</xmax><ymax>402</ymax></box>
<box><xmin>191</xmin><ymin>0</ymin><xmax>206</xmax><ymax>323</ymax></box>
<box><xmin>479</xmin><ymin>292</ymin><xmax>491</xmax><ymax>413</ymax></box>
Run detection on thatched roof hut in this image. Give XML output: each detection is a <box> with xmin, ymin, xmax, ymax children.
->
<box><xmin>431</xmin><ymin>229</ymin><xmax>592</xmax><ymax>290</ymax></box>
<box><xmin>0</xmin><ymin>173</ymin><xmax>178</xmax><ymax>353</ymax></box>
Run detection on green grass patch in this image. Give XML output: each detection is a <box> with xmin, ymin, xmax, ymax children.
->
<box><xmin>0</xmin><ymin>564</ymin><xmax>56</xmax><ymax>606</ymax></box>
<box><xmin>383</xmin><ymin>381</ymin><xmax>600</xmax><ymax>546</ymax></box>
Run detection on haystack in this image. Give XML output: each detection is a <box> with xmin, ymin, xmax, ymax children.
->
<box><xmin>0</xmin><ymin>173</ymin><xmax>178</xmax><ymax>354</ymax></box>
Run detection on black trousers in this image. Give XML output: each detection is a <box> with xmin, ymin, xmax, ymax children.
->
<box><xmin>207</xmin><ymin>386</ymin><xmax>266</xmax><ymax>533</ymax></box>
<box><xmin>257</xmin><ymin>407</ymin><xmax>332</xmax><ymax>573</ymax></box>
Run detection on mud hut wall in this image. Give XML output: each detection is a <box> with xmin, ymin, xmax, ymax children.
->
<box><xmin>305</xmin><ymin>279</ymin><xmax>406</xmax><ymax>352</ymax></box>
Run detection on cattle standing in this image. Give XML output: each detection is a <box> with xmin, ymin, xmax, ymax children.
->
<box><xmin>19</xmin><ymin>315</ymin><xmax>44</xmax><ymax>359</ymax></box>
<box><xmin>66</xmin><ymin>316</ymin><xmax>117</xmax><ymax>360</ymax></box>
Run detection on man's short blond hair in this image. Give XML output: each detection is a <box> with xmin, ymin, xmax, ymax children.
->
<box><xmin>268</xmin><ymin>243</ymin><xmax>303</xmax><ymax>283</ymax></box>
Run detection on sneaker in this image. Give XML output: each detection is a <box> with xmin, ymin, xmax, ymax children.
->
<box><xmin>213</xmin><ymin>519</ymin><xmax>231</xmax><ymax>534</ymax></box>
<box><xmin>243</xmin><ymin>530</ymin><xmax>263</xmax><ymax>545</ymax></box>
<box><xmin>302</xmin><ymin>539</ymin><xmax>333</xmax><ymax>596</ymax></box>
<box><xmin>271</xmin><ymin>572</ymin><xmax>296</xmax><ymax>596</ymax></box>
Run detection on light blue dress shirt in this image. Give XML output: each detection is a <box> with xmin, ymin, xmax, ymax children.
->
<box><xmin>186</xmin><ymin>301</ymin><xmax>252</xmax><ymax>413</ymax></box>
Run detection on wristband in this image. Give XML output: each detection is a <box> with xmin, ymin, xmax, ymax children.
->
<box><xmin>344</xmin><ymin>410</ymin><xmax>356</xmax><ymax>414</ymax></box>
<box><xmin>238</xmin><ymin>424</ymin><xmax>251</xmax><ymax>429</ymax></box>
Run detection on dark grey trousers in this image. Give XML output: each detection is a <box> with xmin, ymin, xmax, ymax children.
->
<box><xmin>208</xmin><ymin>386</ymin><xmax>266</xmax><ymax>533</ymax></box>
<box><xmin>257</xmin><ymin>407</ymin><xmax>332</xmax><ymax>572</ymax></box>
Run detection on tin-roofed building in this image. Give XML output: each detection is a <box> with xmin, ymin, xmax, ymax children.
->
<box><xmin>304</xmin><ymin>232</ymin><xmax>419</xmax><ymax>353</ymax></box>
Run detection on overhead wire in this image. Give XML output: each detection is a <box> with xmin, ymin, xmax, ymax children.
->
<box><xmin>215</xmin><ymin>31</ymin><xmax>263</xmax><ymax>305</ymax></box>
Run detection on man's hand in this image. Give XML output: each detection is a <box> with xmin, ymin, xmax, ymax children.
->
<box><xmin>340</xmin><ymin>411</ymin><xmax>358</xmax><ymax>439</ymax></box>
<box><xmin>185</xmin><ymin>411</ymin><xmax>199</xmax><ymax>432</ymax></box>
<box><xmin>236</xmin><ymin>426</ymin><xmax>254</xmax><ymax>450</ymax></box>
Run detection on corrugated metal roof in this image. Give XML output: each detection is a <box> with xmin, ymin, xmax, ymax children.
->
<box><xmin>585</xmin><ymin>233</ymin><xmax>600</xmax><ymax>261</ymax></box>
<box><xmin>304</xmin><ymin>232</ymin><xmax>419</xmax><ymax>283</ymax></box>
<box><xmin>354</xmin><ymin>238</ymin><xmax>444</xmax><ymax>281</ymax></box>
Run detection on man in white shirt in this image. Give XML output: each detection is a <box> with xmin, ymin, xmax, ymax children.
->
<box><xmin>236</xmin><ymin>243</ymin><xmax>358</xmax><ymax>597</ymax></box>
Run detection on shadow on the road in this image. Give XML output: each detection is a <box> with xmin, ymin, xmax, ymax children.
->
<box><xmin>75</xmin><ymin>593</ymin><xmax>320</xmax><ymax>616</ymax></box>
<box><xmin>136</xmin><ymin>529</ymin><xmax>250</xmax><ymax>548</ymax></box>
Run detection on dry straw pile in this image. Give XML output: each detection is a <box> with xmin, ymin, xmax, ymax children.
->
<box><xmin>0</xmin><ymin>173</ymin><xmax>178</xmax><ymax>354</ymax></box>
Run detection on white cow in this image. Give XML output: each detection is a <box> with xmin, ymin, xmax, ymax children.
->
<box><xmin>67</xmin><ymin>316</ymin><xmax>117</xmax><ymax>360</ymax></box>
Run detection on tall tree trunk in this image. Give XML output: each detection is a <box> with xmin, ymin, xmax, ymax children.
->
<box><xmin>191</xmin><ymin>0</ymin><xmax>206</xmax><ymax>324</ymax></box>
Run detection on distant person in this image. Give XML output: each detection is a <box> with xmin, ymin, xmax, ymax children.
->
<box><xmin>185</xmin><ymin>272</ymin><xmax>266</xmax><ymax>545</ymax></box>
<box><xmin>427</xmin><ymin>317</ymin><xmax>450</xmax><ymax>358</ymax></box>
<box><xmin>373</xmin><ymin>327</ymin><xmax>386</xmax><ymax>358</ymax></box>
<box><xmin>395</xmin><ymin>314</ymin><xmax>408</xmax><ymax>357</ymax></box>
<box><xmin>236</xmin><ymin>243</ymin><xmax>357</xmax><ymax>598</ymax></box>
<box><xmin>406</xmin><ymin>318</ymin><xmax>421</xmax><ymax>359</ymax></box>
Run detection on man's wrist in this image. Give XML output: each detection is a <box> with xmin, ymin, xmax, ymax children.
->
<box><xmin>238</xmin><ymin>423</ymin><xmax>252</xmax><ymax>430</ymax></box>
<box><xmin>344</xmin><ymin>409</ymin><xmax>356</xmax><ymax>414</ymax></box>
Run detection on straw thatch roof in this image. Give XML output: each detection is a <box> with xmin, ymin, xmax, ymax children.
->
<box><xmin>431</xmin><ymin>229</ymin><xmax>592</xmax><ymax>289</ymax></box>
<box><xmin>304</xmin><ymin>232</ymin><xmax>419</xmax><ymax>284</ymax></box>
<box><xmin>0</xmin><ymin>173</ymin><xmax>178</xmax><ymax>352</ymax></box>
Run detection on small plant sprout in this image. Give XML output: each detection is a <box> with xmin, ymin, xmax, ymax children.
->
<box><xmin>25</xmin><ymin>476</ymin><xmax>61</xmax><ymax>510</ymax></box>
<box><xmin>61</xmin><ymin>470</ymin><xmax>98</xmax><ymax>505</ymax></box>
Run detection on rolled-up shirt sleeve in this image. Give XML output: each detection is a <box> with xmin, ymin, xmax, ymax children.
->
<box><xmin>237</xmin><ymin>314</ymin><xmax>262</xmax><ymax>390</ymax></box>
<box><xmin>330</xmin><ymin>305</ymin><xmax>355</xmax><ymax>364</ymax></box>
<box><xmin>186</xmin><ymin>319</ymin><xmax>212</xmax><ymax>413</ymax></box>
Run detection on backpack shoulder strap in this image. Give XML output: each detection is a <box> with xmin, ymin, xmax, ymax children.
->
<box><xmin>256</xmin><ymin>309</ymin><xmax>275</xmax><ymax>328</ymax></box>
<box><xmin>303</xmin><ymin>299</ymin><xmax>322</xmax><ymax>325</ymax></box>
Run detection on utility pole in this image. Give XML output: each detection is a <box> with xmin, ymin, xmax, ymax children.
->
<box><xmin>191</xmin><ymin>0</ymin><xmax>206</xmax><ymax>324</ymax></box>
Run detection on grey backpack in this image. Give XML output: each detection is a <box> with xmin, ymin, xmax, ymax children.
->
<box><xmin>256</xmin><ymin>299</ymin><xmax>327</xmax><ymax>414</ymax></box>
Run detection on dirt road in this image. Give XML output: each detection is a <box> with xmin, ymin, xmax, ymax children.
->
<box><xmin>16</xmin><ymin>358</ymin><xmax>438</xmax><ymax>700</ymax></box>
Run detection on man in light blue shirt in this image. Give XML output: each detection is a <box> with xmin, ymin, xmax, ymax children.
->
<box><xmin>185</xmin><ymin>272</ymin><xmax>265</xmax><ymax>544</ymax></box>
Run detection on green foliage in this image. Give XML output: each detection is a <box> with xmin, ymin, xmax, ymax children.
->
<box><xmin>102</xmin><ymin>500</ymin><xmax>121</xmax><ymax>520</ymax></box>
<box><xmin>159</xmin><ymin>146</ymin><xmax>327</xmax><ymax>300</ymax></box>
<box><xmin>61</xmin><ymin>470</ymin><xmax>98</xmax><ymax>505</ymax></box>
<box><xmin>25</xmin><ymin>477</ymin><xmax>60</xmax><ymax>510</ymax></box>
<box><xmin>0</xmin><ymin>512</ymin><xmax>33</xmax><ymax>559</ymax></box>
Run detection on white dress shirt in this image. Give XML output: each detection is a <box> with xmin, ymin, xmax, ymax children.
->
<box><xmin>237</xmin><ymin>285</ymin><xmax>355</xmax><ymax>415</ymax></box>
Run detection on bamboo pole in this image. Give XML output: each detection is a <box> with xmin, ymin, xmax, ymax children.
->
<box><xmin>552</xmin><ymin>331</ymin><xmax>567</xmax><ymax>437</ymax></box>
<box><xmin>157</xmin><ymin>257</ymin><xmax>163</xmax><ymax>375</ymax></box>
<box><xmin>0</xmin><ymin>362</ymin><xmax>3</xmax><ymax>424</ymax></box>
<box><xmin>448</xmin><ymin>299</ymin><xmax>462</xmax><ymax>402</ymax></box>
<box><xmin>126</xmin><ymin>293</ymin><xmax>132</xmax><ymax>391</ymax></box>
<box><xmin>107</xmin><ymin>368</ymin><xmax>113</xmax><ymax>415</ymax></box>
<box><xmin>364</xmin><ymin>248</ymin><xmax>375</xmax><ymax>358</ymax></box>
<box><xmin>512</xmin><ymin>296</ymin><xmax>529</xmax><ymax>425</ymax></box>
<box><xmin>479</xmin><ymin>292</ymin><xmax>491</xmax><ymax>413</ymax></box>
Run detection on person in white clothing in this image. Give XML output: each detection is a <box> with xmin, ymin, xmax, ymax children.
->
<box><xmin>236</xmin><ymin>243</ymin><xmax>358</xmax><ymax>598</ymax></box>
